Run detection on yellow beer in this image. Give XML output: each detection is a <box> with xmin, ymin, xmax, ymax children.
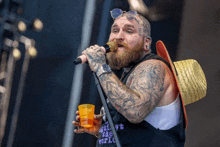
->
<box><xmin>78</xmin><ymin>104</ymin><xmax>95</xmax><ymax>128</ymax></box>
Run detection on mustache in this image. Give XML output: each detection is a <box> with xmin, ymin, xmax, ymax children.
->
<box><xmin>110</xmin><ymin>40</ymin><xmax>129</xmax><ymax>52</ymax></box>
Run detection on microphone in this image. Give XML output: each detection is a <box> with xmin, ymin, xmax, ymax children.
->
<box><xmin>74</xmin><ymin>41</ymin><xmax>118</xmax><ymax>65</ymax></box>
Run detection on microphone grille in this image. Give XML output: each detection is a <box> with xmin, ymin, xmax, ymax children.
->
<box><xmin>106</xmin><ymin>40</ymin><xmax>118</xmax><ymax>52</ymax></box>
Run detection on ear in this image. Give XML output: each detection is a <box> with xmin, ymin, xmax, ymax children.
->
<box><xmin>144</xmin><ymin>36</ymin><xmax>152</xmax><ymax>52</ymax></box>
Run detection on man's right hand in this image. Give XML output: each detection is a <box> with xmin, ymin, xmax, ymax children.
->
<box><xmin>72</xmin><ymin>111</ymin><xmax>103</xmax><ymax>137</ymax></box>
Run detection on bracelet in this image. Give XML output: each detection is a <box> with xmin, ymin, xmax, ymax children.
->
<box><xmin>96</xmin><ymin>64</ymin><xmax>112</xmax><ymax>77</ymax></box>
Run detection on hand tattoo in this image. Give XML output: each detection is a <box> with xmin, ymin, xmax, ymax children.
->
<box><xmin>83</xmin><ymin>45</ymin><xmax>106</xmax><ymax>72</ymax></box>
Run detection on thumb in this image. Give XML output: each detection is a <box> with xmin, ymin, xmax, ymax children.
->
<box><xmin>94</xmin><ymin>114</ymin><xmax>103</xmax><ymax>119</ymax></box>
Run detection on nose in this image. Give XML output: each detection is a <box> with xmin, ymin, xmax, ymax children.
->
<box><xmin>115</xmin><ymin>30</ymin><xmax>124</xmax><ymax>42</ymax></box>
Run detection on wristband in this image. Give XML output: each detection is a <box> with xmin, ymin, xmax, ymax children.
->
<box><xmin>96</xmin><ymin>64</ymin><xmax>112</xmax><ymax>77</ymax></box>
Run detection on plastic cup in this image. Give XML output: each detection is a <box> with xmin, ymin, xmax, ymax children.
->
<box><xmin>78</xmin><ymin>104</ymin><xmax>95</xmax><ymax>128</ymax></box>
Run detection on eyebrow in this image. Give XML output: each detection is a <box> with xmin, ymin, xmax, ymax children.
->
<box><xmin>112</xmin><ymin>24</ymin><xmax>118</xmax><ymax>28</ymax></box>
<box><xmin>111</xmin><ymin>24</ymin><xmax>135</xmax><ymax>29</ymax></box>
<box><xmin>124</xmin><ymin>24</ymin><xmax>135</xmax><ymax>29</ymax></box>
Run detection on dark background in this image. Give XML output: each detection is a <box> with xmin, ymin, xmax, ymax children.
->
<box><xmin>1</xmin><ymin>0</ymin><xmax>220</xmax><ymax>146</ymax></box>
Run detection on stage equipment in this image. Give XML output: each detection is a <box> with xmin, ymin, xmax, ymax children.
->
<box><xmin>0</xmin><ymin>0</ymin><xmax>43</xmax><ymax>146</ymax></box>
<box><xmin>93</xmin><ymin>72</ymin><xmax>121</xmax><ymax>147</ymax></box>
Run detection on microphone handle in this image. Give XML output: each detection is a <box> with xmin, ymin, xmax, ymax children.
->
<box><xmin>73</xmin><ymin>58</ymin><xmax>83</xmax><ymax>65</ymax></box>
<box><xmin>74</xmin><ymin>44</ymin><xmax>110</xmax><ymax>65</ymax></box>
<box><xmin>103</xmin><ymin>44</ymin><xmax>110</xmax><ymax>52</ymax></box>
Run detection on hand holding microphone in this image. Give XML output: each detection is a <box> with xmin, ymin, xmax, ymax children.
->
<box><xmin>74</xmin><ymin>41</ymin><xmax>118</xmax><ymax>65</ymax></box>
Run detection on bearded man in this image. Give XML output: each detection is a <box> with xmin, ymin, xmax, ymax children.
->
<box><xmin>73</xmin><ymin>9</ymin><xmax>186</xmax><ymax>147</ymax></box>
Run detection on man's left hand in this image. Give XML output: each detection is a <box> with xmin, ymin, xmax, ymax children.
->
<box><xmin>82</xmin><ymin>45</ymin><xmax>106</xmax><ymax>72</ymax></box>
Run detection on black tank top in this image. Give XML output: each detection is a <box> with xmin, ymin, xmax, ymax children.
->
<box><xmin>96</xmin><ymin>54</ymin><xmax>185</xmax><ymax>147</ymax></box>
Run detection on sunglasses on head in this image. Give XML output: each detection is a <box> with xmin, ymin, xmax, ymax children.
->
<box><xmin>110</xmin><ymin>8</ymin><xmax>138</xmax><ymax>20</ymax></box>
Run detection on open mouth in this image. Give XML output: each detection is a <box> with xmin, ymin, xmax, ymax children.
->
<box><xmin>117</xmin><ymin>44</ymin><xmax>125</xmax><ymax>52</ymax></box>
<box><xmin>117</xmin><ymin>42</ymin><xmax>128</xmax><ymax>49</ymax></box>
<box><xmin>117</xmin><ymin>43</ymin><xmax>124</xmax><ymax>48</ymax></box>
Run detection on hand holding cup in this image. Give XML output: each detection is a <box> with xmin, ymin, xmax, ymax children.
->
<box><xmin>72</xmin><ymin>105</ymin><xmax>103</xmax><ymax>137</ymax></box>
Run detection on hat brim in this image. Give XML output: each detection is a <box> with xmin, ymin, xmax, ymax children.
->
<box><xmin>156</xmin><ymin>40</ymin><xmax>187</xmax><ymax>129</ymax></box>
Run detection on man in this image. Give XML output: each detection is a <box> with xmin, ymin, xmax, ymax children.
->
<box><xmin>73</xmin><ymin>9</ymin><xmax>185</xmax><ymax>147</ymax></box>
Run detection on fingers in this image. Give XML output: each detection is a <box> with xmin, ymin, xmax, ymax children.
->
<box><xmin>73</xmin><ymin>125</ymin><xmax>93</xmax><ymax>134</ymax></box>
<box><xmin>94</xmin><ymin>45</ymin><xmax>99</xmax><ymax>48</ymax></box>
<box><xmin>73</xmin><ymin>111</ymin><xmax>83</xmax><ymax>134</ymax></box>
<box><xmin>74</xmin><ymin>126</ymin><xmax>85</xmax><ymax>134</ymax></box>
<box><xmin>72</xmin><ymin>120</ymin><xmax>80</xmax><ymax>127</ymax></box>
<box><xmin>94</xmin><ymin>114</ymin><xmax>103</xmax><ymax>120</ymax></box>
<box><xmin>75</xmin><ymin>110</ymin><xmax>80</xmax><ymax>119</ymax></box>
<box><xmin>73</xmin><ymin>120</ymin><xmax>85</xmax><ymax>134</ymax></box>
<box><xmin>73</xmin><ymin>120</ymin><xmax>83</xmax><ymax>134</ymax></box>
<box><xmin>73</xmin><ymin>111</ymin><xmax>80</xmax><ymax>127</ymax></box>
<box><xmin>76</xmin><ymin>111</ymin><xmax>79</xmax><ymax>114</ymax></box>
<box><xmin>93</xmin><ymin>45</ymin><xmax>103</xmax><ymax>52</ymax></box>
<box><xmin>82</xmin><ymin>45</ymin><xmax>102</xmax><ymax>54</ymax></box>
<box><xmin>76</xmin><ymin>115</ymin><xmax>80</xmax><ymax>121</ymax></box>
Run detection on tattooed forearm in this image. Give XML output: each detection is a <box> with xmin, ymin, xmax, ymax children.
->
<box><xmin>99</xmin><ymin>61</ymin><xmax>166</xmax><ymax>123</ymax></box>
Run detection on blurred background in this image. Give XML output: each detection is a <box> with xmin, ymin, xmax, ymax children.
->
<box><xmin>0</xmin><ymin>0</ymin><xmax>219</xmax><ymax>147</ymax></box>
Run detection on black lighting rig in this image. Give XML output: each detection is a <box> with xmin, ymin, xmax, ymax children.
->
<box><xmin>0</xmin><ymin>0</ymin><xmax>43</xmax><ymax>146</ymax></box>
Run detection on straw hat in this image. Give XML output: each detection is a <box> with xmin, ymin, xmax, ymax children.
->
<box><xmin>156</xmin><ymin>40</ymin><xmax>207</xmax><ymax>128</ymax></box>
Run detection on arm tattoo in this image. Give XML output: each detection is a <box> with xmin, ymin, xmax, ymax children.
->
<box><xmin>99</xmin><ymin>61</ymin><xmax>166</xmax><ymax>123</ymax></box>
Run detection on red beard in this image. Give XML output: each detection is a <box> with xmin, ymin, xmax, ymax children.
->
<box><xmin>106</xmin><ymin>39</ymin><xmax>145</xmax><ymax>70</ymax></box>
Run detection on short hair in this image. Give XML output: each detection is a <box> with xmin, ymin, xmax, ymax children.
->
<box><xmin>137</xmin><ymin>14</ymin><xmax>151</xmax><ymax>37</ymax></box>
<box><xmin>123</xmin><ymin>12</ymin><xmax>151</xmax><ymax>37</ymax></box>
